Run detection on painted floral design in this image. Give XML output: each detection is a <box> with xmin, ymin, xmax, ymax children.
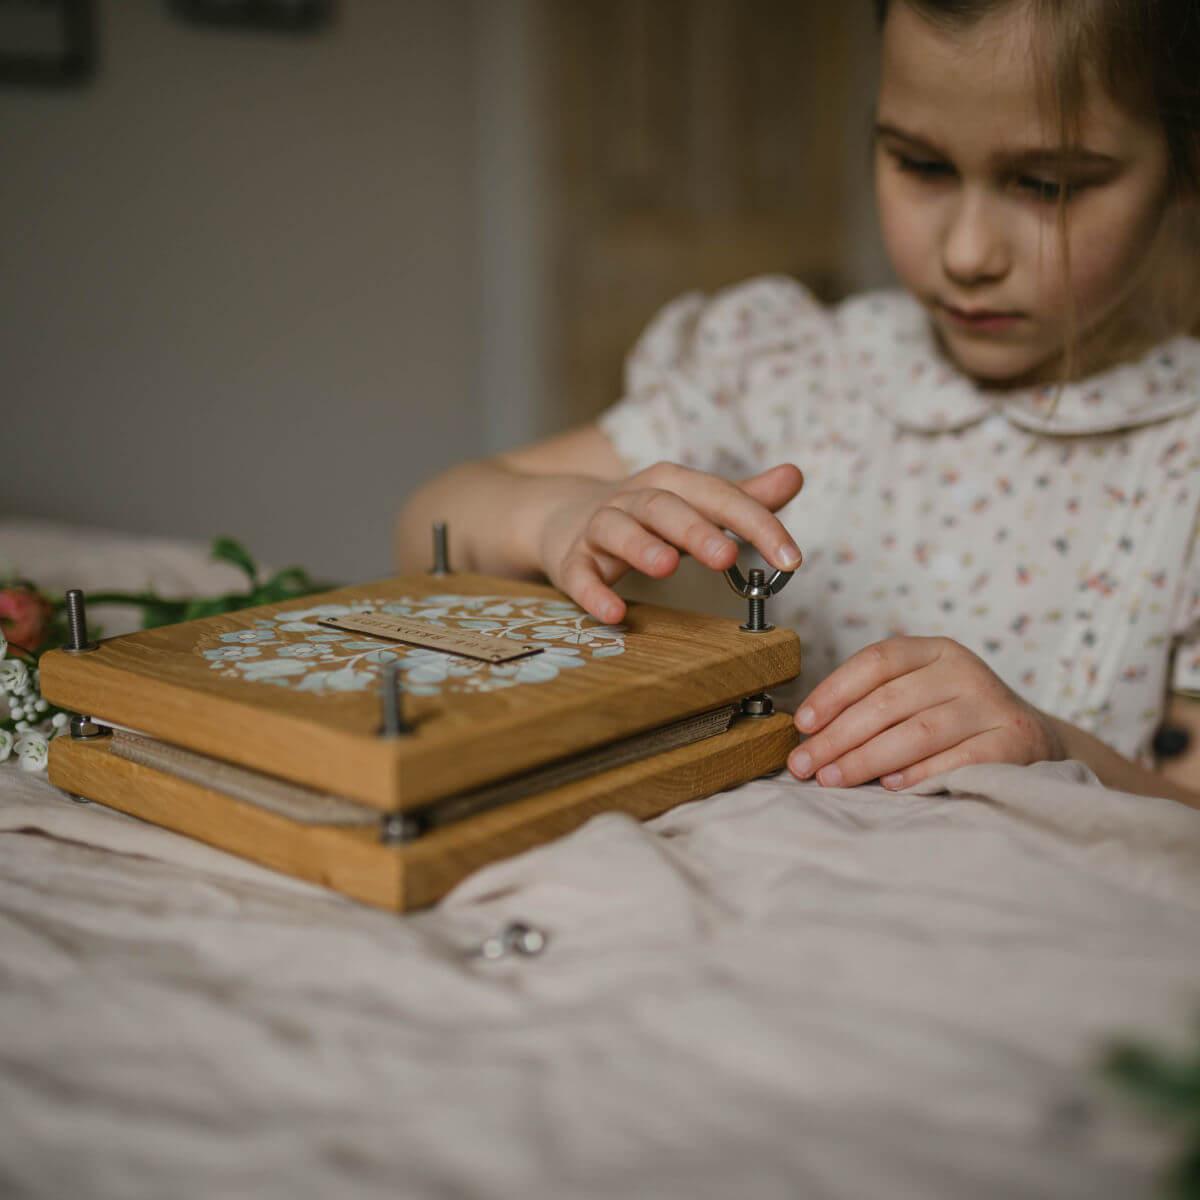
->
<box><xmin>195</xmin><ymin>595</ymin><xmax>626</xmax><ymax>696</ymax></box>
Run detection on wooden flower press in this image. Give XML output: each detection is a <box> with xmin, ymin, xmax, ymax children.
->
<box><xmin>40</xmin><ymin>535</ymin><xmax>800</xmax><ymax>911</ymax></box>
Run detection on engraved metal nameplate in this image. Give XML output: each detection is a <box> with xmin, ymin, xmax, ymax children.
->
<box><xmin>318</xmin><ymin>613</ymin><xmax>544</xmax><ymax>664</ymax></box>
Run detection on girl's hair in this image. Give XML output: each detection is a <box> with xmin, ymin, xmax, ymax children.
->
<box><xmin>873</xmin><ymin>0</ymin><xmax>1200</xmax><ymax>356</ymax></box>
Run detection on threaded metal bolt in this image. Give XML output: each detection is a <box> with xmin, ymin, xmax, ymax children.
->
<box><xmin>431</xmin><ymin>522</ymin><xmax>451</xmax><ymax>576</ymax></box>
<box><xmin>64</xmin><ymin>589</ymin><xmax>98</xmax><ymax>653</ymax></box>
<box><xmin>742</xmin><ymin>569</ymin><xmax>775</xmax><ymax>632</ymax></box>
<box><xmin>379</xmin><ymin>661</ymin><xmax>413</xmax><ymax>737</ymax></box>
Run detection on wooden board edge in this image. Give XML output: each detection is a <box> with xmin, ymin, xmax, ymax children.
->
<box><xmin>48</xmin><ymin>737</ymin><xmax>402</xmax><ymax>909</ymax></box>
<box><xmin>48</xmin><ymin>714</ymin><xmax>799</xmax><ymax>912</ymax></box>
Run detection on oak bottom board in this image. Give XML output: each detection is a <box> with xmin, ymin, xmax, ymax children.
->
<box><xmin>49</xmin><ymin>714</ymin><xmax>799</xmax><ymax>911</ymax></box>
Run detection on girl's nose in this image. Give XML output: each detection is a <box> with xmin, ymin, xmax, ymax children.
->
<box><xmin>941</xmin><ymin>190</ymin><xmax>1011</xmax><ymax>286</ymax></box>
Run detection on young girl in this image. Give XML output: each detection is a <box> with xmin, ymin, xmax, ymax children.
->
<box><xmin>398</xmin><ymin>0</ymin><xmax>1200</xmax><ymax>808</ymax></box>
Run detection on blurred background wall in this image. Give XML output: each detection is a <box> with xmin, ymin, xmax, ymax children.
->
<box><xmin>2</xmin><ymin>0</ymin><xmax>891</xmax><ymax>581</ymax></box>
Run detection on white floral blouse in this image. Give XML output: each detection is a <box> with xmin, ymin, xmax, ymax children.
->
<box><xmin>598</xmin><ymin>277</ymin><xmax>1200</xmax><ymax>765</ymax></box>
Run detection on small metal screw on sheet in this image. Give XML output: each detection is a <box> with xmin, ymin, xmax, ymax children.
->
<box><xmin>477</xmin><ymin>921</ymin><xmax>548</xmax><ymax>960</ymax></box>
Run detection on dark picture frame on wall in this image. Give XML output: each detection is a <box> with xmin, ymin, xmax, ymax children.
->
<box><xmin>0</xmin><ymin>0</ymin><xmax>95</xmax><ymax>86</ymax></box>
<box><xmin>168</xmin><ymin>0</ymin><xmax>332</xmax><ymax>33</ymax></box>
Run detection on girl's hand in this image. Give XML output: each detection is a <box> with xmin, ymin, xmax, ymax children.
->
<box><xmin>787</xmin><ymin>636</ymin><xmax>1066</xmax><ymax>789</ymax></box>
<box><xmin>537</xmin><ymin>461</ymin><xmax>804</xmax><ymax>625</ymax></box>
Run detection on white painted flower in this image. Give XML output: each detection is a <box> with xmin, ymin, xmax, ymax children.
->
<box><xmin>276</xmin><ymin>642</ymin><xmax>325</xmax><ymax>658</ymax></box>
<box><xmin>15</xmin><ymin>731</ymin><xmax>49</xmax><ymax>772</ymax></box>
<box><xmin>203</xmin><ymin>645</ymin><xmax>262</xmax><ymax>662</ymax></box>
<box><xmin>235</xmin><ymin>658</ymin><xmax>308</xmax><ymax>683</ymax></box>
<box><xmin>276</xmin><ymin>620</ymin><xmax>324</xmax><ymax>633</ymax></box>
<box><xmin>359</xmin><ymin>649</ymin><xmax>398</xmax><ymax>665</ymax></box>
<box><xmin>0</xmin><ymin>658</ymin><xmax>29</xmax><ymax>695</ymax></box>
<box><xmin>295</xmin><ymin>666</ymin><xmax>375</xmax><ymax>693</ymax></box>
<box><xmin>476</xmin><ymin>603</ymin><xmax>515</xmax><ymax>618</ymax></box>
<box><xmin>519</xmin><ymin>648</ymin><xmax>587</xmax><ymax>681</ymax></box>
<box><xmin>218</xmin><ymin>629</ymin><xmax>278</xmax><ymax>645</ymax></box>
<box><xmin>0</xmin><ymin>729</ymin><xmax>11</xmax><ymax>762</ymax></box>
<box><xmin>529</xmin><ymin>623</ymin><xmax>624</xmax><ymax>646</ymax></box>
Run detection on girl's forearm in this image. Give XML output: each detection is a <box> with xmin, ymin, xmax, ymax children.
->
<box><xmin>395</xmin><ymin>459</ymin><xmax>574</xmax><ymax>580</ymax></box>
<box><xmin>1043</xmin><ymin>711</ymin><xmax>1200</xmax><ymax>811</ymax></box>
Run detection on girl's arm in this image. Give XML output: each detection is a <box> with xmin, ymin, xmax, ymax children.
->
<box><xmin>395</xmin><ymin>425</ymin><xmax>627</xmax><ymax>578</ymax></box>
<box><xmin>1044</xmin><ymin>702</ymin><xmax>1200</xmax><ymax>811</ymax></box>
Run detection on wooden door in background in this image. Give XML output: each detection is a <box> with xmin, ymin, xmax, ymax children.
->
<box><xmin>539</xmin><ymin>0</ymin><xmax>872</xmax><ymax>427</ymax></box>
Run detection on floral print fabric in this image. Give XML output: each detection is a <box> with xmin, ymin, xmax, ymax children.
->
<box><xmin>598</xmin><ymin>277</ymin><xmax>1200</xmax><ymax>764</ymax></box>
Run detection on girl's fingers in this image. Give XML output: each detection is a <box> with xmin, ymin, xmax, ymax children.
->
<box><xmin>636</xmin><ymin>464</ymin><xmax>802</xmax><ymax>571</ymax></box>
<box><xmin>610</xmin><ymin>488</ymin><xmax>740</xmax><ymax>571</ymax></box>
<box><xmin>586</xmin><ymin>502</ymin><xmax>684</xmax><ymax>577</ymax></box>
<box><xmin>737</xmin><ymin>463</ymin><xmax>805</xmax><ymax>513</ymax></box>
<box><xmin>554</xmin><ymin>461</ymin><xmax>806</xmax><ymax>622</ymax></box>
<box><xmin>801</xmin><ymin>699</ymin><xmax>980</xmax><ymax>788</ymax></box>
<box><xmin>558</xmin><ymin>550</ymin><xmax>628</xmax><ymax>625</ymax></box>
<box><xmin>787</xmin><ymin>664</ymin><xmax>957</xmax><ymax>779</ymax></box>
<box><xmin>879</xmin><ymin>729</ymin><xmax>1012</xmax><ymax>791</ymax></box>
<box><xmin>795</xmin><ymin>637</ymin><xmax>945</xmax><ymax>734</ymax></box>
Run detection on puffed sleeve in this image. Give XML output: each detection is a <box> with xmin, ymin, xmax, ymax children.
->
<box><xmin>1171</xmin><ymin>513</ymin><xmax>1200</xmax><ymax>696</ymax></box>
<box><xmin>596</xmin><ymin>275</ymin><xmax>834</xmax><ymax>479</ymax></box>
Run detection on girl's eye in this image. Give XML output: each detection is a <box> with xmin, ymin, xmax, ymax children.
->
<box><xmin>893</xmin><ymin>153</ymin><xmax>954</xmax><ymax>181</ymax></box>
<box><xmin>1018</xmin><ymin>175</ymin><xmax>1077</xmax><ymax>202</ymax></box>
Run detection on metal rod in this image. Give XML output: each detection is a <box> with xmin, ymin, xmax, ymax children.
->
<box><xmin>431</xmin><ymin>522</ymin><xmax>450</xmax><ymax>576</ymax></box>
<box><xmin>379</xmin><ymin>661</ymin><xmax>413</xmax><ymax>737</ymax></box>
<box><xmin>64</xmin><ymin>589</ymin><xmax>98</xmax><ymax>653</ymax></box>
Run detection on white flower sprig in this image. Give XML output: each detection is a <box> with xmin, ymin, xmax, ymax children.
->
<box><xmin>0</xmin><ymin>629</ymin><xmax>64</xmax><ymax>772</ymax></box>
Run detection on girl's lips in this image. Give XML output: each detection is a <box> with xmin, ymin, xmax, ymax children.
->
<box><xmin>938</xmin><ymin>302</ymin><xmax>1025</xmax><ymax>333</ymax></box>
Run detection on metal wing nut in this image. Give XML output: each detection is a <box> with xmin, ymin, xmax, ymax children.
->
<box><xmin>723</xmin><ymin>564</ymin><xmax>794</xmax><ymax>598</ymax></box>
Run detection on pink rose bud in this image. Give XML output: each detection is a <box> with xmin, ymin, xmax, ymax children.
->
<box><xmin>0</xmin><ymin>587</ymin><xmax>53</xmax><ymax>654</ymax></box>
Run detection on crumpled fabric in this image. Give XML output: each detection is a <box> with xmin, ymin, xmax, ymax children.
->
<box><xmin>2</xmin><ymin>754</ymin><xmax>1198</xmax><ymax>1200</ymax></box>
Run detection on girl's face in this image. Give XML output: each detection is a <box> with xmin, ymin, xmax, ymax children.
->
<box><xmin>874</xmin><ymin>2</ymin><xmax>1173</xmax><ymax>385</ymax></box>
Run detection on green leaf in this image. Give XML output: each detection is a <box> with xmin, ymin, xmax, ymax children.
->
<box><xmin>1166</xmin><ymin>1140</ymin><xmax>1200</xmax><ymax>1200</ymax></box>
<box><xmin>140</xmin><ymin>601</ymin><xmax>189</xmax><ymax>629</ymax></box>
<box><xmin>257</xmin><ymin>567</ymin><xmax>318</xmax><ymax>602</ymax></box>
<box><xmin>1103</xmin><ymin>1041</ymin><xmax>1200</xmax><ymax>1113</ymax></box>
<box><xmin>210</xmin><ymin>537</ymin><xmax>259</xmax><ymax>585</ymax></box>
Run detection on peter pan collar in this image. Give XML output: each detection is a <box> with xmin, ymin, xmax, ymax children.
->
<box><xmin>845</xmin><ymin>291</ymin><xmax>1200</xmax><ymax>436</ymax></box>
